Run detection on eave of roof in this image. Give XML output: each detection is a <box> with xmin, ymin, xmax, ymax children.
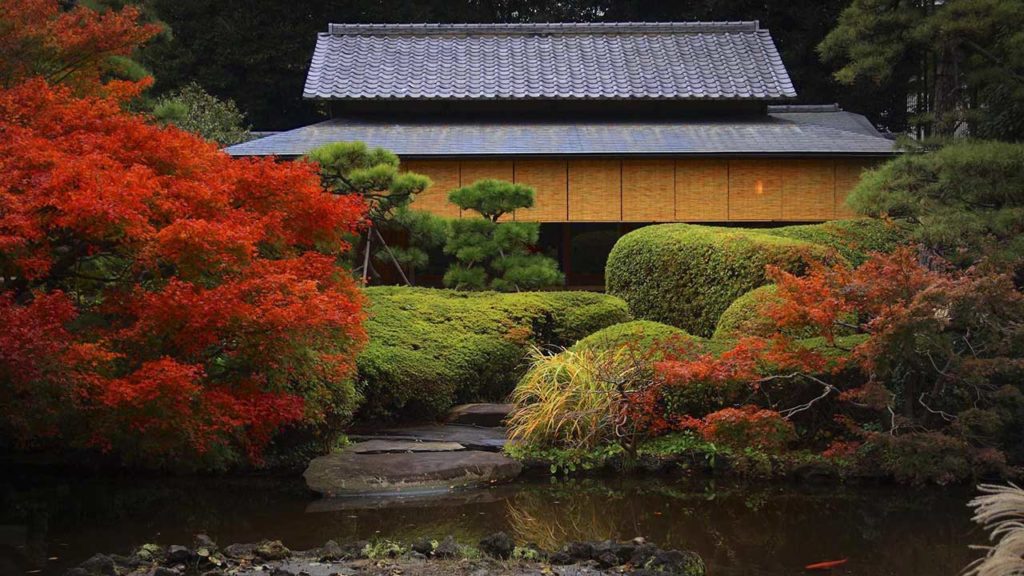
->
<box><xmin>304</xmin><ymin>21</ymin><xmax>797</xmax><ymax>101</ymax></box>
<box><xmin>225</xmin><ymin>112</ymin><xmax>895</xmax><ymax>158</ymax></box>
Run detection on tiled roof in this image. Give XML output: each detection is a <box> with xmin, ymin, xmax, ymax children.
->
<box><xmin>225</xmin><ymin>110</ymin><xmax>894</xmax><ymax>157</ymax></box>
<box><xmin>304</xmin><ymin>22</ymin><xmax>796</xmax><ymax>101</ymax></box>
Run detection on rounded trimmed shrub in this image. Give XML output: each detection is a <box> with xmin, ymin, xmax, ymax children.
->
<box><xmin>357</xmin><ymin>287</ymin><xmax>631</xmax><ymax>421</ymax></box>
<box><xmin>713</xmin><ymin>285</ymin><xmax>783</xmax><ymax>340</ymax></box>
<box><xmin>606</xmin><ymin>224</ymin><xmax>835</xmax><ymax>336</ymax></box>
<box><xmin>574</xmin><ymin>320</ymin><xmax>696</xmax><ymax>353</ymax></box>
<box><xmin>765</xmin><ymin>219</ymin><xmax>909</xmax><ymax>266</ymax></box>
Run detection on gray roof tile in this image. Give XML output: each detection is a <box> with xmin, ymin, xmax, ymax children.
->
<box><xmin>304</xmin><ymin>22</ymin><xmax>796</xmax><ymax>101</ymax></box>
<box><xmin>225</xmin><ymin>111</ymin><xmax>895</xmax><ymax>157</ymax></box>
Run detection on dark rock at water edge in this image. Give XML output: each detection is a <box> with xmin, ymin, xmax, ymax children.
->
<box><xmin>64</xmin><ymin>533</ymin><xmax>705</xmax><ymax>576</ymax></box>
<box><xmin>479</xmin><ymin>531</ymin><xmax>515</xmax><ymax>559</ymax></box>
<box><xmin>433</xmin><ymin>535</ymin><xmax>461</xmax><ymax>559</ymax></box>
<box><xmin>78</xmin><ymin>554</ymin><xmax>115</xmax><ymax>576</ymax></box>
<box><xmin>255</xmin><ymin>539</ymin><xmax>291</xmax><ymax>561</ymax></box>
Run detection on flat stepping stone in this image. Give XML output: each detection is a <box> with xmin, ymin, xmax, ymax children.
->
<box><xmin>303</xmin><ymin>450</ymin><xmax>522</xmax><ymax>496</ymax></box>
<box><xmin>446</xmin><ymin>403</ymin><xmax>514</xmax><ymax>427</ymax></box>
<box><xmin>305</xmin><ymin>483</ymin><xmax>517</xmax><ymax>513</ymax></box>
<box><xmin>350</xmin><ymin>424</ymin><xmax>507</xmax><ymax>452</ymax></box>
<box><xmin>346</xmin><ymin>439</ymin><xmax>465</xmax><ymax>454</ymax></box>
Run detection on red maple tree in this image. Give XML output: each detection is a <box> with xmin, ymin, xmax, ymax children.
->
<box><xmin>0</xmin><ymin>2</ymin><xmax>367</xmax><ymax>468</ymax></box>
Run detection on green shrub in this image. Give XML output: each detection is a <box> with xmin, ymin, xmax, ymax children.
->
<box><xmin>764</xmin><ymin>219</ymin><xmax>909</xmax><ymax>266</ymax></box>
<box><xmin>606</xmin><ymin>224</ymin><xmax>835</xmax><ymax>336</ymax></box>
<box><xmin>712</xmin><ymin>285</ymin><xmax>783</xmax><ymax>340</ymax></box>
<box><xmin>847</xmin><ymin>141</ymin><xmax>1024</xmax><ymax>270</ymax></box>
<box><xmin>574</xmin><ymin>320</ymin><xmax>695</xmax><ymax>353</ymax></box>
<box><xmin>357</xmin><ymin>287</ymin><xmax>631</xmax><ymax>420</ymax></box>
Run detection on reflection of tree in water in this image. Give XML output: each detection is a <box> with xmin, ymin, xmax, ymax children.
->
<box><xmin>1</xmin><ymin>474</ymin><xmax>980</xmax><ymax>576</ymax></box>
<box><xmin>505</xmin><ymin>482</ymin><xmax>624</xmax><ymax>549</ymax></box>
<box><xmin>503</xmin><ymin>478</ymin><xmax>976</xmax><ymax>576</ymax></box>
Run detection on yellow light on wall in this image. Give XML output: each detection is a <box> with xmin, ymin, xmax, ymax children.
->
<box><xmin>754</xmin><ymin>179</ymin><xmax>764</xmax><ymax>195</ymax></box>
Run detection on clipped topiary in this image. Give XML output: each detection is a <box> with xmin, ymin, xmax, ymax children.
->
<box><xmin>575</xmin><ymin>320</ymin><xmax>698</xmax><ymax>354</ymax></box>
<box><xmin>357</xmin><ymin>287</ymin><xmax>631</xmax><ymax>421</ymax></box>
<box><xmin>764</xmin><ymin>219</ymin><xmax>909</xmax><ymax>266</ymax></box>
<box><xmin>713</xmin><ymin>285</ymin><xmax>784</xmax><ymax>340</ymax></box>
<box><xmin>606</xmin><ymin>224</ymin><xmax>836</xmax><ymax>336</ymax></box>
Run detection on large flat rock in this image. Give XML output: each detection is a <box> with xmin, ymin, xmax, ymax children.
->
<box><xmin>347</xmin><ymin>439</ymin><xmax>465</xmax><ymax>454</ymax></box>
<box><xmin>446</xmin><ymin>403</ymin><xmax>514</xmax><ymax>427</ymax></box>
<box><xmin>349</xmin><ymin>424</ymin><xmax>507</xmax><ymax>452</ymax></box>
<box><xmin>304</xmin><ymin>450</ymin><xmax>522</xmax><ymax>496</ymax></box>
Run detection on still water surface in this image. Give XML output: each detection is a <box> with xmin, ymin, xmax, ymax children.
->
<box><xmin>0</xmin><ymin>472</ymin><xmax>981</xmax><ymax>576</ymax></box>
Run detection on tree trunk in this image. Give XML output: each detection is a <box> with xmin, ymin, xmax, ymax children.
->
<box><xmin>932</xmin><ymin>42</ymin><xmax>961</xmax><ymax>136</ymax></box>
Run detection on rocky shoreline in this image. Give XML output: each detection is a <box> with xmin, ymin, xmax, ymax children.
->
<box><xmin>63</xmin><ymin>534</ymin><xmax>706</xmax><ymax>576</ymax></box>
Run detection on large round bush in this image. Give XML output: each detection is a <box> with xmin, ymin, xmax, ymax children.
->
<box><xmin>713</xmin><ymin>285</ymin><xmax>784</xmax><ymax>340</ymax></box>
<box><xmin>358</xmin><ymin>288</ymin><xmax>631</xmax><ymax>421</ymax></box>
<box><xmin>606</xmin><ymin>225</ymin><xmax>834</xmax><ymax>336</ymax></box>
<box><xmin>766</xmin><ymin>219</ymin><xmax>908</xmax><ymax>266</ymax></box>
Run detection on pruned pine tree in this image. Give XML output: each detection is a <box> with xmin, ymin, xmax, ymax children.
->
<box><xmin>445</xmin><ymin>179</ymin><xmax>563</xmax><ymax>291</ymax></box>
<box><xmin>306</xmin><ymin>142</ymin><xmax>446</xmax><ymax>284</ymax></box>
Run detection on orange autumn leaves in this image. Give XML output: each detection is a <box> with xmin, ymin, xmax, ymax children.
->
<box><xmin>647</xmin><ymin>246</ymin><xmax>1022</xmax><ymax>460</ymax></box>
<box><xmin>0</xmin><ymin>2</ymin><xmax>367</xmax><ymax>467</ymax></box>
<box><xmin>0</xmin><ymin>0</ymin><xmax>159</xmax><ymax>93</ymax></box>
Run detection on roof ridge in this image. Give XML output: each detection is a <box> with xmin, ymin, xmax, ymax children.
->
<box><xmin>767</xmin><ymin>104</ymin><xmax>841</xmax><ymax>113</ymax></box>
<box><xmin>326</xmin><ymin>21</ymin><xmax>761</xmax><ymax>36</ymax></box>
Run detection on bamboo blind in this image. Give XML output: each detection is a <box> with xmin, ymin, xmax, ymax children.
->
<box><xmin>782</xmin><ymin>160</ymin><xmax>836</xmax><ymax>221</ymax></box>
<box><xmin>835</xmin><ymin>159</ymin><xmax>878</xmax><ymax>218</ymax></box>
<box><xmin>728</xmin><ymin>160</ymin><xmax>784</xmax><ymax>221</ymax></box>
<box><xmin>403</xmin><ymin>159</ymin><xmax>461</xmax><ymax>218</ymax></box>
<box><xmin>675</xmin><ymin>159</ymin><xmax>729</xmax><ymax>221</ymax></box>
<box><xmin>622</xmin><ymin>159</ymin><xmax>675</xmax><ymax>221</ymax></box>
<box><xmin>401</xmin><ymin>157</ymin><xmax>878</xmax><ymax>224</ymax></box>
<box><xmin>514</xmin><ymin>159</ymin><xmax>568</xmax><ymax>222</ymax></box>
<box><xmin>568</xmin><ymin>159</ymin><xmax>622</xmax><ymax>221</ymax></box>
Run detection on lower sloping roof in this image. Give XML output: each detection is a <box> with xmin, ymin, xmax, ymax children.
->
<box><xmin>225</xmin><ymin>110</ymin><xmax>894</xmax><ymax>157</ymax></box>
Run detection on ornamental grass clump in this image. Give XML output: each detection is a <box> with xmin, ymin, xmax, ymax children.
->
<box><xmin>965</xmin><ymin>483</ymin><xmax>1024</xmax><ymax>576</ymax></box>
<box><xmin>508</xmin><ymin>347</ymin><xmax>644</xmax><ymax>450</ymax></box>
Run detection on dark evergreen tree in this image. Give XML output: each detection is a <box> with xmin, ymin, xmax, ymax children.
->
<box><xmin>848</xmin><ymin>140</ymin><xmax>1024</xmax><ymax>274</ymax></box>
<box><xmin>306</xmin><ymin>142</ymin><xmax>445</xmax><ymax>283</ymax></box>
<box><xmin>820</xmin><ymin>0</ymin><xmax>1024</xmax><ymax>140</ymax></box>
<box><xmin>445</xmin><ymin>179</ymin><xmax>563</xmax><ymax>291</ymax></box>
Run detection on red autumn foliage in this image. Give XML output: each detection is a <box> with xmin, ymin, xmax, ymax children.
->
<box><xmin>681</xmin><ymin>405</ymin><xmax>795</xmax><ymax>453</ymax></box>
<box><xmin>0</xmin><ymin>0</ymin><xmax>159</xmax><ymax>93</ymax></box>
<box><xmin>643</xmin><ymin>246</ymin><xmax>1024</xmax><ymax>481</ymax></box>
<box><xmin>0</xmin><ymin>2</ymin><xmax>368</xmax><ymax>468</ymax></box>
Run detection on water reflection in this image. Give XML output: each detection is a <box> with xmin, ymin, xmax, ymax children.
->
<box><xmin>0</xmin><ymin>471</ymin><xmax>982</xmax><ymax>576</ymax></box>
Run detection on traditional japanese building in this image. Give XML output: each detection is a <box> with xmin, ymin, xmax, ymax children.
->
<box><xmin>227</xmin><ymin>22</ymin><xmax>895</xmax><ymax>285</ymax></box>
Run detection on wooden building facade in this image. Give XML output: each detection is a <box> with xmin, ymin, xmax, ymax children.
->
<box><xmin>226</xmin><ymin>22</ymin><xmax>895</xmax><ymax>285</ymax></box>
<box><xmin>403</xmin><ymin>157</ymin><xmax>874</xmax><ymax>223</ymax></box>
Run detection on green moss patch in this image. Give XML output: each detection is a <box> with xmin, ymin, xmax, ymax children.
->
<box><xmin>358</xmin><ymin>287</ymin><xmax>631</xmax><ymax>421</ymax></box>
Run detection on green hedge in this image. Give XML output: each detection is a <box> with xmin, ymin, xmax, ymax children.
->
<box><xmin>763</xmin><ymin>219</ymin><xmax>909</xmax><ymax>266</ymax></box>
<box><xmin>573</xmin><ymin>319</ymin><xmax>735</xmax><ymax>358</ymax></box>
<box><xmin>357</xmin><ymin>287</ymin><xmax>631</xmax><ymax>421</ymax></box>
<box><xmin>606</xmin><ymin>220</ymin><xmax>907</xmax><ymax>337</ymax></box>
<box><xmin>712</xmin><ymin>285</ymin><xmax>783</xmax><ymax>340</ymax></box>
<box><xmin>606</xmin><ymin>224</ymin><xmax>835</xmax><ymax>336</ymax></box>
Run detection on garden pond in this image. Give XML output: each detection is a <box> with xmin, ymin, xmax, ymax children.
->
<box><xmin>1</xmin><ymin>471</ymin><xmax>980</xmax><ymax>576</ymax></box>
